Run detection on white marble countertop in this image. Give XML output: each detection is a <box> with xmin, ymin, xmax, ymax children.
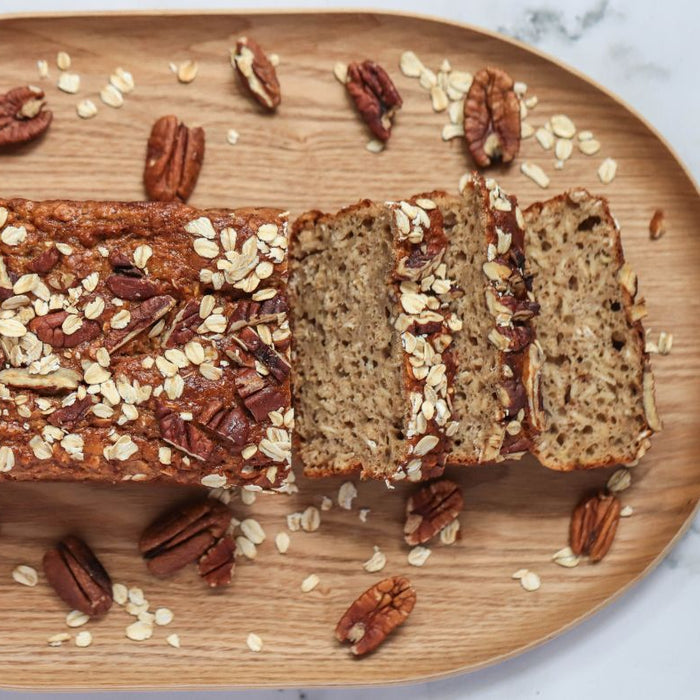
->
<box><xmin>1</xmin><ymin>1</ymin><xmax>698</xmax><ymax>698</ymax></box>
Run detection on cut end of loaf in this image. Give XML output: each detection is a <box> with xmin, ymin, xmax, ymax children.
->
<box><xmin>525</xmin><ymin>188</ymin><xmax>657</xmax><ymax>470</ymax></box>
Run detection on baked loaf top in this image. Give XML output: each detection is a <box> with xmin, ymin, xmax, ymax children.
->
<box><xmin>0</xmin><ymin>199</ymin><xmax>292</xmax><ymax>489</ymax></box>
<box><xmin>525</xmin><ymin>189</ymin><xmax>658</xmax><ymax>469</ymax></box>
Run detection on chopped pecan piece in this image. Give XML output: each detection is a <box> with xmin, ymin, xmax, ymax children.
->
<box><xmin>227</xmin><ymin>295</ymin><xmax>288</xmax><ymax>332</ymax></box>
<box><xmin>464</xmin><ymin>67</ymin><xmax>520</xmax><ymax>167</ymax></box>
<box><xmin>235</xmin><ymin>326</ymin><xmax>290</xmax><ymax>382</ymax></box>
<box><xmin>570</xmin><ymin>491</ymin><xmax>621</xmax><ymax>562</ymax></box>
<box><xmin>29</xmin><ymin>311</ymin><xmax>101</xmax><ymax>349</ymax></box>
<box><xmin>234</xmin><ymin>367</ymin><xmax>266</xmax><ymax>398</ymax></box>
<box><xmin>42</xmin><ymin>536</ymin><xmax>113</xmax><ymax>616</ymax></box>
<box><xmin>144</xmin><ymin>115</ymin><xmax>205</xmax><ymax>202</ymax></box>
<box><xmin>162</xmin><ymin>300</ymin><xmax>200</xmax><ymax>347</ymax></box>
<box><xmin>27</xmin><ymin>245</ymin><xmax>60</xmax><ymax>274</ymax></box>
<box><xmin>335</xmin><ymin>576</ymin><xmax>416</xmax><ymax>656</ymax></box>
<box><xmin>108</xmin><ymin>249</ymin><xmax>142</xmax><ymax>277</ymax></box>
<box><xmin>346</xmin><ymin>61</ymin><xmax>402</xmax><ymax>141</ymax></box>
<box><xmin>232</xmin><ymin>37</ymin><xmax>281</xmax><ymax>111</ymax></box>
<box><xmin>157</xmin><ymin>404</ymin><xmax>215</xmax><ymax>461</ymax></box>
<box><xmin>104</xmin><ymin>295</ymin><xmax>175</xmax><ymax>353</ymax></box>
<box><xmin>106</xmin><ymin>274</ymin><xmax>158</xmax><ymax>301</ymax></box>
<box><xmin>198</xmin><ymin>399</ymin><xmax>250</xmax><ymax>447</ymax></box>
<box><xmin>404</xmin><ymin>480</ymin><xmax>463</xmax><ymax>546</ymax></box>
<box><xmin>47</xmin><ymin>396</ymin><xmax>93</xmax><ymax>428</ymax></box>
<box><xmin>0</xmin><ymin>86</ymin><xmax>52</xmax><ymax>148</ymax></box>
<box><xmin>0</xmin><ymin>367</ymin><xmax>80</xmax><ymax>392</ymax></box>
<box><xmin>243</xmin><ymin>385</ymin><xmax>286</xmax><ymax>422</ymax></box>
<box><xmin>198</xmin><ymin>536</ymin><xmax>236</xmax><ymax>587</ymax></box>
<box><xmin>139</xmin><ymin>500</ymin><xmax>233</xmax><ymax>579</ymax></box>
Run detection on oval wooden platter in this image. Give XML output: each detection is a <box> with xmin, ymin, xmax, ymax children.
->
<box><xmin>0</xmin><ymin>8</ymin><xmax>698</xmax><ymax>691</ymax></box>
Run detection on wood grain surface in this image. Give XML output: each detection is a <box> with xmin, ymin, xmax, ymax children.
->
<box><xmin>0</xmin><ymin>9</ymin><xmax>698</xmax><ymax>690</ymax></box>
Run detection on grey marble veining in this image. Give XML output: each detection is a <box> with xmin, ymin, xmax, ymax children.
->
<box><xmin>2</xmin><ymin>1</ymin><xmax>699</xmax><ymax>698</ymax></box>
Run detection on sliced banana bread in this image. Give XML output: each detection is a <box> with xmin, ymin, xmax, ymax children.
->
<box><xmin>432</xmin><ymin>176</ymin><xmax>543</xmax><ymax>465</ymax></box>
<box><xmin>524</xmin><ymin>189</ymin><xmax>659</xmax><ymax>470</ymax></box>
<box><xmin>290</xmin><ymin>198</ymin><xmax>457</xmax><ymax>481</ymax></box>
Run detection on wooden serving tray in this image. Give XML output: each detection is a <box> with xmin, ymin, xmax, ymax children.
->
<box><xmin>0</xmin><ymin>9</ymin><xmax>698</xmax><ymax>691</ymax></box>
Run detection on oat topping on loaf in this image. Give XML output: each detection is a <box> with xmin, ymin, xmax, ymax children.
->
<box><xmin>290</xmin><ymin>198</ymin><xmax>456</xmax><ymax>481</ymax></box>
<box><xmin>525</xmin><ymin>189</ymin><xmax>657</xmax><ymax>470</ymax></box>
<box><xmin>0</xmin><ymin>199</ymin><xmax>292</xmax><ymax>488</ymax></box>
<box><xmin>433</xmin><ymin>175</ymin><xmax>541</xmax><ymax>465</ymax></box>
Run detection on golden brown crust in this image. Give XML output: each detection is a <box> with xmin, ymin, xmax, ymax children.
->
<box><xmin>0</xmin><ymin>198</ymin><xmax>292</xmax><ymax>488</ymax></box>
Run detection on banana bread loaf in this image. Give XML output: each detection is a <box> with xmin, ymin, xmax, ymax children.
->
<box><xmin>0</xmin><ymin>199</ymin><xmax>292</xmax><ymax>489</ymax></box>
<box><xmin>290</xmin><ymin>197</ymin><xmax>457</xmax><ymax>481</ymax></box>
<box><xmin>524</xmin><ymin>189</ymin><xmax>659</xmax><ymax>469</ymax></box>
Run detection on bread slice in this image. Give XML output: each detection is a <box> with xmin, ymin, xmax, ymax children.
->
<box><xmin>429</xmin><ymin>176</ymin><xmax>543</xmax><ymax>465</ymax></box>
<box><xmin>290</xmin><ymin>198</ymin><xmax>456</xmax><ymax>481</ymax></box>
<box><xmin>524</xmin><ymin>189</ymin><xmax>659</xmax><ymax>470</ymax></box>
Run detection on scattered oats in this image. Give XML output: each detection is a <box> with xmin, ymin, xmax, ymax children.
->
<box><xmin>399</xmin><ymin>50</ymin><xmax>424</xmax><ymax>78</ymax></box>
<box><xmin>448</xmin><ymin>100</ymin><xmax>462</xmax><ymax>124</ymax></box>
<box><xmin>552</xmin><ymin>546</ymin><xmax>580</xmax><ymax>568</ymax></box>
<box><xmin>607</xmin><ymin>467</ymin><xmax>632</xmax><ymax>493</ymax></box>
<box><xmin>301</xmin><ymin>505</ymin><xmax>321</xmax><ymax>532</ymax></box>
<box><xmin>194</xmin><ymin>237</ymin><xmax>219</xmax><ymax>259</ymax></box>
<box><xmin>555</xmin><ymin>138</ymin><xmax>573</xmax><ymax>161</ymax></box>
<box><xmin>320</xmin><ymin>495</ymin><xmax>333</xmax><ymax>511</ymax></box>
<box><xmin>110</xmin><ymin>309</ymin><xmax>131</xmax><ymax>330</ymax></box>
<box><xmin>448</xmin><ymin>70</ymin><xmax>472</xmax><ymax>93</ymax></box>
<box><xmin>579</xmin><ymin>138</ymin><xmax>601</xmax><ymax>155</ymax></box>
<box><xmin>133</xmin><ymin>244</ymin><xmax>153</xmax><ymax>269</ymax></box>
<box><xmin>84</xmin><ymin>297</ymin><xmax>105</xmax><ymax>319</ymax></box>
<box><xmin>37</xmin><ymin>59</ymin><xmax>49</xmax><ymax>79</ymax></box>
<box><xmin>12</xmin><ymin>564</ymin><xmax>38</xmax><ymax>587</ymax></box>
<box><xmin>358</xmin><ymin>507</ymin><xmax>370</xmax><ymax>523</ymax></box>
<box><xmin>535</xmin><ymin>127</ymin><xmax>554</xmax><ymax>150</ymax></box>
<box><xmin>62</xmin><ymin>314</ymin><xmax>83</xmax><ymax>336</ymax></box>
<box><xmin>269</xmin><ymin>53</ymin><xmax>280</xmax><ymax>66</ymax></box>
<box><xmin>246</xmin><ymin>633</ymin><xmax>263</xmax><ymax>652</ymax></box>
<box><xmin>177</xmin><ymin>60</ymin><xmax>198</xmax><ymax>83</ymax></box>
<box><xmin>0</xmin><ymin>318</ymin><xmax>27</xmax><ymax>337</ymax></box>
<box><xmin>275</xmin><ymin>531</ymin><xmax>290</xmax><ymax>554</ymax></box>
<box><xmin>241</xmin><ymin>488</ymin><xmax>257</xmax><ymax>505</ymax></box>
<box><xmin>154</xmin><ymin>608</ymin><xmax>173</xmax><ymax>626</ymax></box>
<box><xmin>658</xmin><ymin>331</ymin><xmax>673</xmax><ymax>355</ymax></box>
<box><xmin>110</xmin><ymin>67</ymin><xmax>135</xmax><ymax>94</ymax></box>
<box><xmin>442</xmin><ymin>123</ymin><xmax>465</xmax><ymax>141</ymax></box>
<box><xmin>408</xmin><ymin>546</ymin><xmax>431</xmax><ymax>567</ymax></box>
<box><xmin>112</xmin><ymin>583</ymin><xmax>128</xmax><ymax>605</ymax></box>
<box><xmin>521</xmin><ymin>121</ymin><xmax>535</xmax><ymax>138</ymax></box>
<box><xmin>58</xmin><ymin>72</ymin><xmax>80</xmax><ymax>94</ymax></box>
<box><xmin>166</xmin><ymin>633</ymin><xmax>181</xmax><ymax>648</ymax></box>
<box><xmin>201</xmin><ymin>473</ymin><xmax>227</xmax><ymax>488</ymax></box>
<box><xmin>76</xmin><ymin>99</ymin><xmax>98</xmax><ymax>119</ymax></box>
<box><xmin>0</xmin><ymin>446</ymin><xmax>15</xmax><ymax>473</ymax></box>
<box><xmin>363</xmin><ymin>546</ymin><xmax>386</xmax><ymax>573</ymax></box>
<box><xmin>29</xmin><ymin>435</ymin><xmax>53</xmax><ymax>460</ymax></box>
<box><xmin>75</xmin><ymin>630</ymin><xmax>92</xmax><ymax>648</ymax></box>
<box><xmin>414</xmin><ymin>434</ymin><xmax>439</xmax><ymax>456</ymax></box>
<box><xmin>430</xmin><ymin>85</ymin><xmax>448</xmax><ymax>112</ymax></box>
<box><xmin>519</xmin><ymin>570</ymin><xmax>541</xmax><ymax>591</ymax></box>
<box><xmin>337</xmin><ymin>481</ymin><xmax>357</xmax><ymax>510</ymax></box>
<box><xmin>163</xmin><ymin>374</ymin><xmax>184</xmax><ymax>400</ymax></box>
<box><xmin>521</xmin><ymin>162</ymin><xmax>550</xmax><ymax>188</ymax></box>
<box><xmin>620</xmin><ymin>505</ymin><xmax>634</xmax><ymax>517</ymax></box>
<box><xmin>333</xmin><ymin>62</ymin><xmax>348</xmax><ymax>84</ymax></box>
<box><xmin>301</xmin><ymin>573</ymin><xmax>320</xmax><ymax>592</ymax></box>
<box><xmin>287</xmin><ymin>512</ymin><xmax>302</xmax><ymax>531</ymax></box>
<box><xmin>48</xmin><ymin>632</ymin><xmax>71</xmax><ymax>647</ymax></box>
<box><xmin>126</xmin><ymin>620</ymin><xmax>153</xmax><ymax>641</ymax></box>
<box><xmin>550</xmin><ymin>114</ymin><xmax>576</xmax><ymax>138</ymax></box>
<box><xmin>598</xmin><ymin>157</ymin><xmax>618</xmax><ymax>184</ymax></box>
<box><xmin>84</xmin><ymin>362</ymin><xmax>111</xmax><ymax>384</ymax></box>
<box><xmin>366</xmin><ymin>139</ymin><xmax>385</xmax><ymax>154</ymax></box>
<box><xmin>418</xmin><ymin>67</ymin><xmax>437</xmax><ymax>89</ymax></box>
<box><xmin>524</xmin><ymin>95</ymin><xmax>538</xmax><ymax>109</ymax></box>
<box><xmin>440</xmin><ymin>519</ymin><xmax>460</xmax><ymax>545</ymax></box>
<box><xmin>513</xmin><ymin>81</ymin><xmax>527</xmax><ymax>96</ymax></box>
<box><xmin>240</xmin><ymin>518</ymin><xmax>266</xmax><ymax>545</ymax></box>
<box><xmin>66</xmin><ymin>610</ymin><xmax>90</xmax><ymax>628</ymax></box>
<box><xmin>128</xmin><ymin>587</ymin><xmax>145</xmax><ymax>605</ymax></box>
<box><xmin>185</xmin><ymin>217</ymin><xmax>216</xmax><ymax>239</ymax></box>
<box><xmin>199</xmin><ymin>363</ymin><xmax>223</xmax><ymax>381</ymax></box>
<box><xmin>236</xmin><ymin>536</ymin><xmax>257</xmax><ymax>559</ymax></box>
<box><xmin>577</xmin><ymin>130</ymin><xmax>594</xmax><ymax>141</ymax></box>
<box><xmin>57</xmin><ymin>51</ymin><xmax>71</xmax><ymax>70</ymax></box>
<box><xmin>226</xmin><ymin>128</ymin><xmax>239</xmax><ymax>145</ymax></box>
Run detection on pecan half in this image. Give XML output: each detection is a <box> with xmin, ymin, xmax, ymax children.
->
<box><xmin>29</xmin><ymin>311</ymin><xmax>101</xmax><ymax>349</ymax></box>
<box><xmin>234</xmin><ymin>326</ymin><xmax>290</xmax><ymax>382</ymax></box>
<box><xmin>463</xmin><ymin>67</ymin><xmax>520</xmax><ymax>168</ymax></box>
<box><xmin>139</xmin><ymin>500</ymin><xmax>233</xmax><ymax>579</ymax></box>
<box><xmin>106</xmin><ymin>274</ymin><xmax>158</xmax><ymax>301</ymax></box>
<box><xmin>346</xmin><ymin>61</ymin><xmax>402</xmax><ymax>141</ymax></box>
<box><xmin>42</xmin><ymin>536</ymin><xmax>112</xmax><ymax>616</ymax></box>
<box><xmin>156</xmin><ymin>403</ymin><xmax>215</xmax><ymax>461</ymax></box>
<box><xmin>570</xmin><ymin>491</ymin><xmax>621</xmax><ymax>562</ymax></box>
<box><xmin>232</xmin><ymin>37</ymin><xmax>281</xmax><ymax>111</ymax></box>
<box><xmin>144</xmin><ymin>115</ymin><xmax>205</xmax><ymax>202</ymax></box>
<box><xmin>104</xmin><ymin>295</ymin><xmax>175</xmax><ymax>353</ymax></box>
<box><xmin>198</xmin><ymin>536</ymin><xmax>236</xmax><ymax>587</ymax></box>
<box><xmin>27</xmin><ymin>245</ymin><xmax>60</xmax><ymax>274</ymax></box>
<box><xmin>0</xmin><ymin>86</ymin><xmax>52</xmax><ymax>148</ymax></box>
<box><xmin>335</xmin><ymin>576</ymin><xmax>416</xmax><ymax>656</ymax></box>
<box><xmin>197</xmin><ymin>399</ymin><xmax>250</xmax><ymax>447</ymax></box>
<box><xmin>404</xmin><ymin>479</ymin><xmax>464</xmax><ymax>546</ymax></box>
